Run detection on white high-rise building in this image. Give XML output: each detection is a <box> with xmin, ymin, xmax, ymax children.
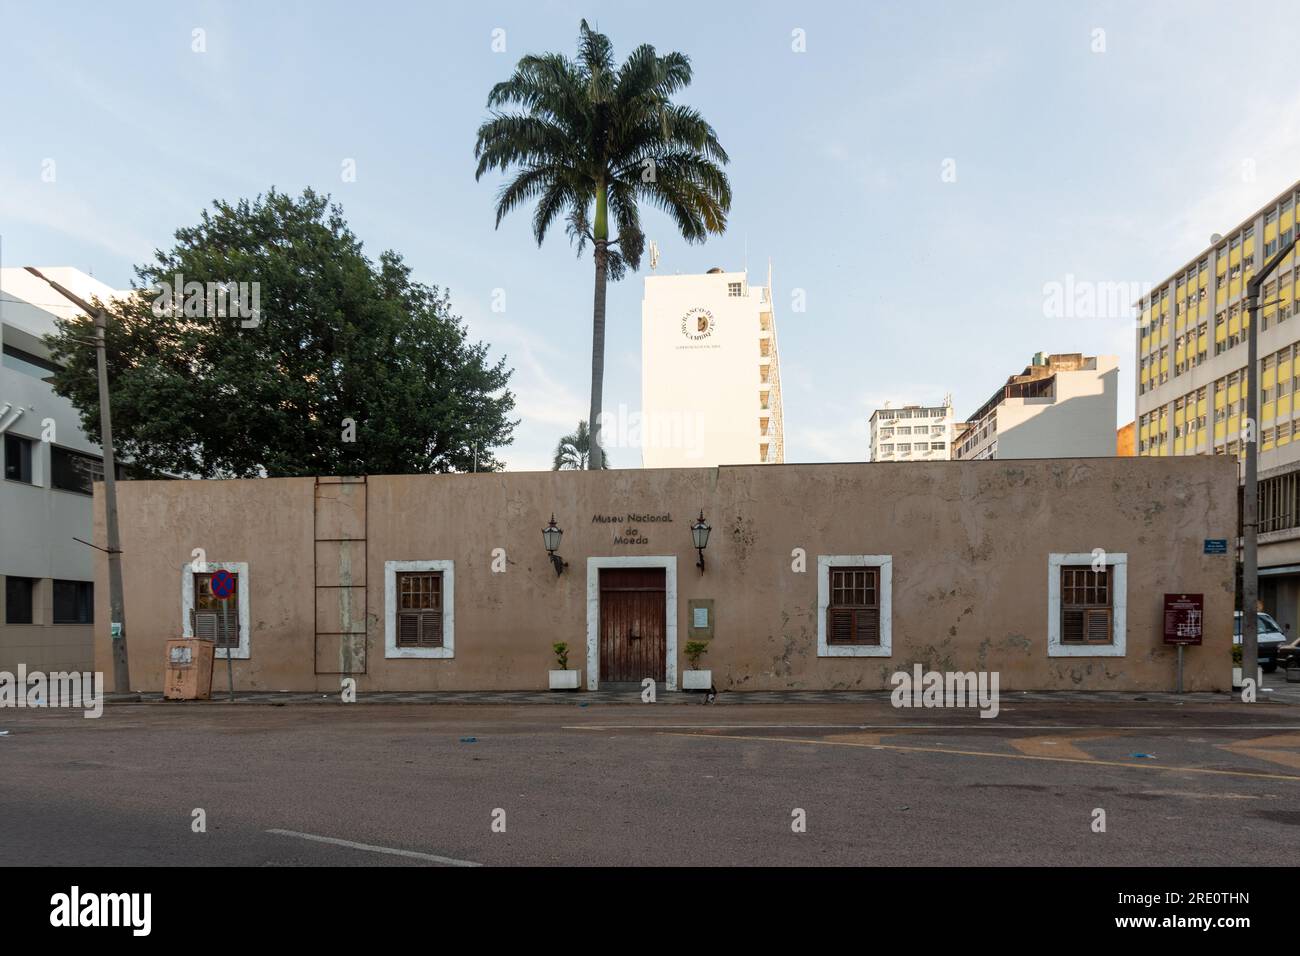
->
<box><xmin>952</xmin><ymin>352</ymin><xmax>1119</xmax><ymax>460</ymax></box>
<box><xmin>639</xmin><ymin>265</ymin><xmax>784</xmax><ymax>468</ymax></box>
<box><xmin>1</xmin><ymin>267</ymin><xmax>130</xmax><ymax>675</ymax></box>
<box><xmin>869</xmin><ymin>399</ymin><xmax>955</xmax><ymax>461</ymax></box>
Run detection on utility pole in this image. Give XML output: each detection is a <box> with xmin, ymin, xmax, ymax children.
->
<box><xmin>1240</xmin><ymin>235</ymin><xmax>1299</xmax><ymax>694</ymax></box>
<box><xmin>24</xmin><ymin>267</ymin><xmax>130</xmax><ymax>693</ymax></box>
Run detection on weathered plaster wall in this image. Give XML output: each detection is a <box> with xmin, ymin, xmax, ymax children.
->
<box><xmin>95</xmin><ymin>457</ymin><xmax>1237</xmax><ymax>693</ymax></box>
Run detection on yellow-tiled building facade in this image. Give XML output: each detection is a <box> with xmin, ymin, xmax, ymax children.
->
<box><xmin>1136</xmin><ymin>178</ymin><xmax>1300</xmax><ymax>637</ymax></box>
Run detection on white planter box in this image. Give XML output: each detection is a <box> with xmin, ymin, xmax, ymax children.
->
<box><xmin>549</xmin><ymin>669</ymin><xmax>581</xmax><ymax>691</ymax></box>
<box><xmin>1231</xmin><ymin>666</ymin><xmax>1263</xmax><ymax>689</ymax></box>
<box><xmin>682</xmin><ymin>669</ymin><xmax>712</xmax><ymax>691</ymax></box>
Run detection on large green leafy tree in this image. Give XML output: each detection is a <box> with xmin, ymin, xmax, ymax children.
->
<box><xmin>475</xmin><ymin>19</ymin><xmax>731</xmax><ymax>469</ymax></box>
<box><xmin>45</xmin><ymin>189</ymin><xmax>516</xmax><ymax>477</ymax></box>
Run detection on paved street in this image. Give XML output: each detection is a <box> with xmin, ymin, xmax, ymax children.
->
<box><xmin>2</xmin><ymin>690</ymin><xmax>1298</xmax><ymax>866</ymax></box>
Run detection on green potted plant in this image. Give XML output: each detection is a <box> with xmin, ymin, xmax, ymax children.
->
<box><xmin>549</xmin><ymin>641</ymin><xmax>581</xmax><ymax>691</ymax></box>
<box><xmin>683</xmin><ymin>640</ymin><xmax>712</xmax><ymax>691</ymax></box>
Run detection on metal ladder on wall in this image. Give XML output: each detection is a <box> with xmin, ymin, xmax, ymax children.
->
<box><xmin>313</xmin><ymin>475</ymin><xmax>368</xmax><ymax>675</ymax></box>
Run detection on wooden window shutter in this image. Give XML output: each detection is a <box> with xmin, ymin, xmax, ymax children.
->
<box><xmin>827</xmin><ymin>566</ymin><xmax>881</xmax><ymax>646</ymax></box>
<box><xmin>1060</xmin><ymin>565</ymin><xmax>1113</xmax><ymax>645</ymax></box>
<box><xmin>1084</xmin><ymin>607</ymin><xmax>1111</xmax><ymax>644</ymax></box>
<box><xmin>828</xmin><ymin>607</ymin><xmax>854</xmax><ymax>644</ymax></box>
<box><xmin>855</xmin><ymin>606</ymin><xmax>880</xmax><ymax>644</ymax></box>
<box><xmin>218</xmin><ymin>614</ymin><xmax>238</xmax><ymax>649</ymax></box>
<box><xmin>1062</xmin><ymin>607</ymin><xmax>1085</xmax><ymax>644</ymax></box>
<box><xmin>397</xmin><ymin>571</ymin><xmax>443</xmax><ymax>648</ymax></box>
<box><xmin>421</xmin><ymin>609</ymin><xmax>442</xmax><ymax>647</ymax></box>
<box><xmin>193</xmin><ymin>609</ymin><xmax>218</xmax><ymax>642</ymax></box>
<box><xmin>397</xmin><ymin>611</ymin><xmax>421</xmax><ymax>647</ymax></box>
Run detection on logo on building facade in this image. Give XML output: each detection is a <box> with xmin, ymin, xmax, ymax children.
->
<box><xmin>681</xmin><ymin>307</ymin><xmax>715</xmax><ymax>341</ymax></box>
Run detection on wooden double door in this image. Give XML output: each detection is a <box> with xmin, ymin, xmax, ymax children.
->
<box><xmin>599</xmin><ymin>567</ymin><xmax>666</xmax><ymax>682</ymax></box>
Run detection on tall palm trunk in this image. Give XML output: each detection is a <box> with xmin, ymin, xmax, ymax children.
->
<box><xmin>587</xmin><ymin>181</ymin><xmax>609</xmax><ymax>469</ymax></box>
<box><xmin>587</xmin><ymin>242</ymin><xmax>608</xmax><ymax>469</ymax></box>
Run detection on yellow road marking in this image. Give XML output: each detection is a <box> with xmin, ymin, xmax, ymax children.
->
<box><xmin>660</xmin><ymin>732</ymin><xmax>1300</xmax><ymax>783</ymax></box>
<box><xmin>1219</xmin><ymin>733</ymin><xmax>1300</xmax><ymax>772</ymax></box>
<box><xmin>822</xmin><ymin>732</ymin><xmax>887</xmax><ymax>746</ymax></box>
<box><xmin>1009</xmin><ymin>732</ymin><xmax>1119</xmax><ymax>761</ymax></box>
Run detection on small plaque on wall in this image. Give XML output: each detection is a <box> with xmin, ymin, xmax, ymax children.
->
<box><xmin>688</xmin><ymin>598</ymin><xmax>714</xmax><ymax>640</ymax></box>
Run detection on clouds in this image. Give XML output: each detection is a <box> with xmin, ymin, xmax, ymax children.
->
<box><xmin>5</xmin><ymin>1</ymin><xmax>1300</xmax><ymax>471</ymax></box>
<box><xmin>453</xmin><ymin>292</ymin><xmax>591</xmax><ymax>471</ymax></box>
<box><xmin>0</xmin><ymin>168</ymin><xmax>156</xmax><ymax>263</ymax></box>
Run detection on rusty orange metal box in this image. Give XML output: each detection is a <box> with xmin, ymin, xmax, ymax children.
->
<box><xmin>164</xmin><ymin>638</ymin><xmax>216</xmax><ymax>700</ymax></box>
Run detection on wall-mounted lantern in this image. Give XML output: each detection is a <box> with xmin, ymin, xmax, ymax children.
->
<box><xmin>691</xmin><ymin>510</ymin><xmax>711</xmax><ymax>574</ymax></box>
<box><xmin>543</xmin><ymin>514</ymin><xmax>568</xmax><ymax>576</ymax></box>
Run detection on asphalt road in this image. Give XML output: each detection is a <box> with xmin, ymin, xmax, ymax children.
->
<box><xmin>2</xmin><ymin>696</ymin><xmax>1298</xmax><ymax>866</ymax></box>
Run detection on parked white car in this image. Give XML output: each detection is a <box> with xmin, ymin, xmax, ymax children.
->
<box><xmin>1233</xmin><ymin>611</ymin><xmax>1286</xmax><ymax>672</ymax></box>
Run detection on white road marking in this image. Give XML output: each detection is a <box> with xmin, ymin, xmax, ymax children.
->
<box><xmin>266</xmin><ymin>829</ymin><xmax>480</xmax><ymax>867</ymax></box>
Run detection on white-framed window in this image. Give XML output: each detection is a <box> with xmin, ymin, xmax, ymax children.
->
<box><xmin>1047</xmin><ymin>553</ymin><xmax>1127</xmax><ymax>657</ymax></box>
<box><xmin>181</xmin><ymin>561</ymin><xmax>251</xmax><ymax>660</ymax></box>
<box><xmin>384</xmin><ymin>560</ymin><xmax>455</xmax><ymax>659</ymax></box>
<box><xmin>817</xmin><ymin>555</ymin><xmax>893</xmax><ymax>657</ymax></box>
<box><xmin>727</xmin><ymin>281</ymin><xmax>743</xmax><ymax>297</ymax></box>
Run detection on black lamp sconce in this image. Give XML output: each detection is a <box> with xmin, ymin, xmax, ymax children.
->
<box><xmin>691</xmin><ymin>510</ymin><xmax>711</xmax><ymax>574</ymax></box>
<box><xmin>542</xmin><ymin>514</ymin><xmax>568</xmax><ymax>576</ymax></box>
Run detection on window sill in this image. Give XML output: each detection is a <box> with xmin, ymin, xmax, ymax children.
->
<box><xmin>1048</xmin><ymin>643</ymin><xmax>1125</xmax><ymax>658</ymax></box>
<box><xmin>386</xmin><ymin>646</ymin><xmax>454</xmax><ymax>660</ymax></box>
<box><xmin>819</xmin><ymin>644</ymin><xmax>891</xmax><ymax>658</ymax></box>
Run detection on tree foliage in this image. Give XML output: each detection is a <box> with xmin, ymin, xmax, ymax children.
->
<box><xmin>552</xmin><ymin>420</ymin><xmax>608</xmax><ymax>470</ymax></box>
<box><xmin>45</xmin><ymin>189</ymin><xmax>516</xmax><ymax>478</ymax></box>
<box><xmin>475</xmin><ymin>20</ymin><xmax>730</xmax><ymax>467</ymax></box>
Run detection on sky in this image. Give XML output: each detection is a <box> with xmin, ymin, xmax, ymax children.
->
<box><xmin>3</xmin><ymin>0</ymin><xmax>1300</xmax><ymax>470</ymax></box>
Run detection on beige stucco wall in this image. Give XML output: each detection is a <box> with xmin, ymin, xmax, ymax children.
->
<box><xmin>1</xmin><ymin>576</ymin><xmax>94</xmax><ymax>674</ymax></box>
<box><xmin>0</xmin><ymin>622</ymin><xmax>93</xmax><ymax>674</ymax></box>
<box><xmin>95</xmin><ymin>457</ymin><xmax>1238</xmax><ymax>693</ymax></box>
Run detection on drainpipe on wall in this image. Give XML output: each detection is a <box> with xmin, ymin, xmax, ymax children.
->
<box><xmin>0</xmin><ymin>403</ymin><xmax>25</xmax><ymax>434</ymax></box>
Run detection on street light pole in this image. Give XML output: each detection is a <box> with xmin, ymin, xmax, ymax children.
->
<box><xmin>24</xmin><ymin>267</ymin><xmax>130</xmax><ymax>693</ymax></box>
<box><xmin>1240</xmin><ymin>236</ymin><xmax>1299</xmax><ymax>694</ymax></box>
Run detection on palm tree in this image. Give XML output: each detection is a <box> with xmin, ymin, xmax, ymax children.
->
<box><xmin>553</xmin><ymin>420</ymin><xmax>608</xmax><ymax>470</ymax></box>
<box><xmin>475</xmin><ymin>20</ymin><xmax>731</xmax><ymax>469</ymax></box>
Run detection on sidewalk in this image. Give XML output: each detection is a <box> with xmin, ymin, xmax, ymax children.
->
<box><xmin>109</xmin><ymin>683</ymin><xmax>1297</xmax><ymax>706</ymax></box>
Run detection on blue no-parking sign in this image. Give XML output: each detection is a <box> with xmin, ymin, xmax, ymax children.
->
<box><xmin>211</xmin><ymin>569</ymin><xmax>236</xmax><ymax>600</ymax></box>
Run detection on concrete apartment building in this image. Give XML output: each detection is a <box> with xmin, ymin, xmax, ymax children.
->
<box><xmin>640</xmin><ymin>266</ymin><xmax>784</xmax><ymax>467</ymax></box>
<box><xmin>953</xmin><ymin>352</ymin><xmax>1119</xmax><ymax>460</ymax></box>
<box><xmin>1135</xmin><ymin>178</ymin><xmax>1300</xmax><ymax>634</ymax></box>
<box><xmin>1</xmin><ymin>267</ymin><xmax>128</xmax><ymax>674</ymax></box>
<box><xmin>95</xmin><ymin>457</ymin><xmax>1234</xmax><ymax>694</ymax></box>
<box><xmin>868</xmin><ymin>399</ymin><xmax>955</xmax><ymax>461</ymax></box>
